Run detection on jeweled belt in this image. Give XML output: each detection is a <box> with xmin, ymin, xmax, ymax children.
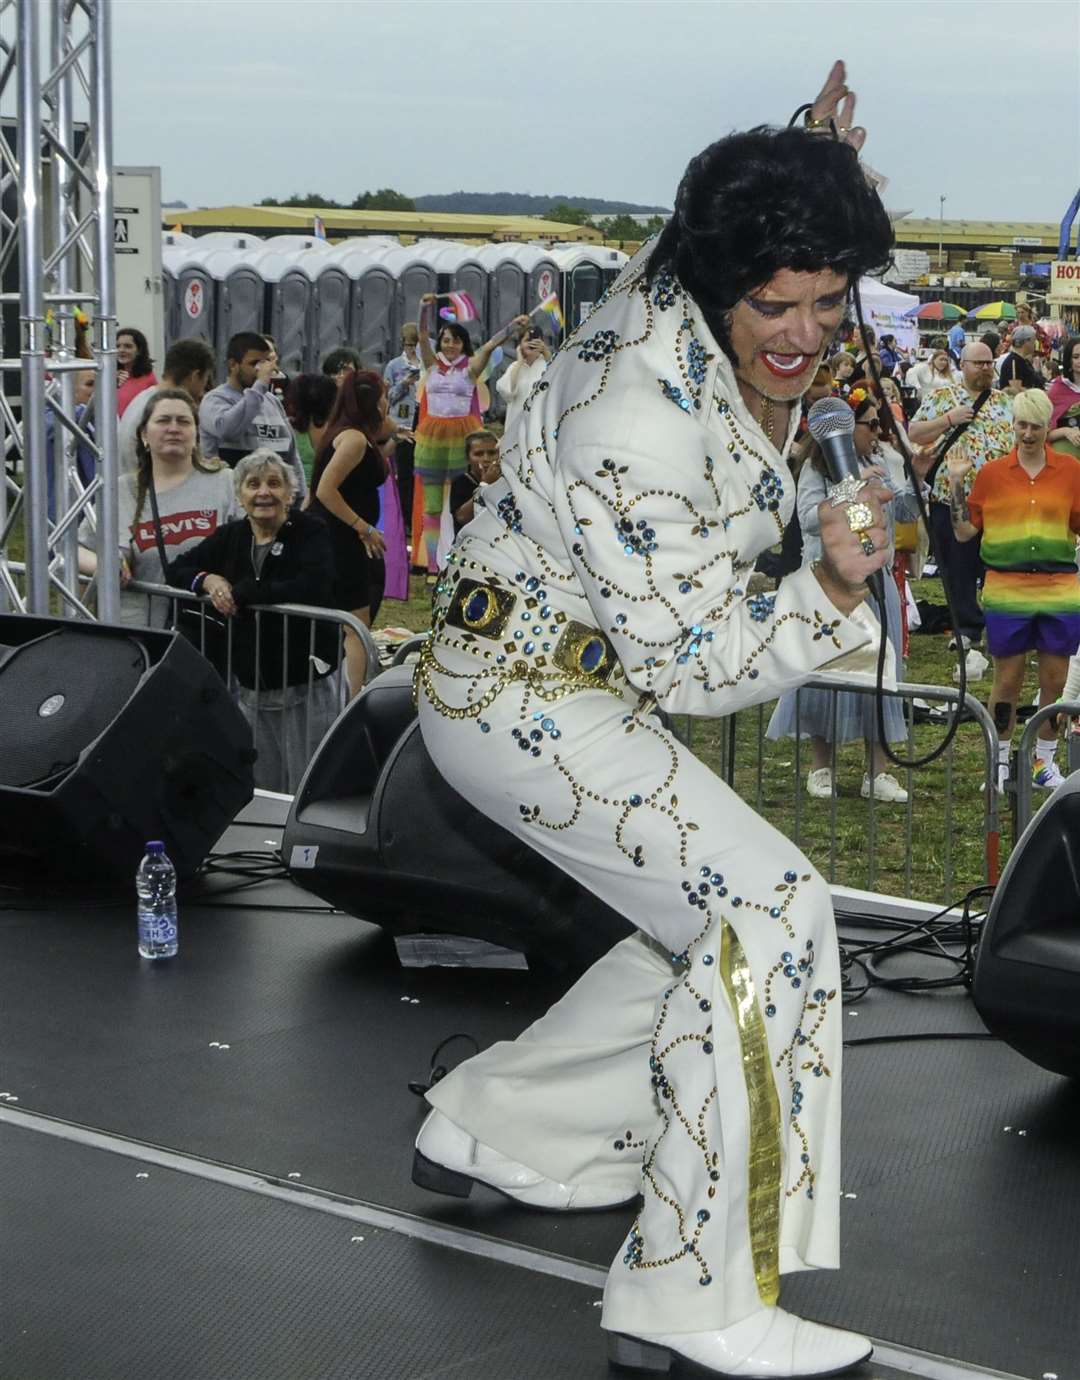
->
<box><xmin>441</xmin><ymin>576</ymin><xmax>619</xmax><ymax>684</ymax></box>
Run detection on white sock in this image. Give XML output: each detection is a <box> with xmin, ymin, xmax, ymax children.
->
<box><xmin>998</xmin><ymin>742</ymin><xmax>1011</xmax><ymax>766</ymax></box>
<box><xmin>1034</xmin><ymin>739</ymin><xmax>1057</xmax><ymax>765</ymax></box>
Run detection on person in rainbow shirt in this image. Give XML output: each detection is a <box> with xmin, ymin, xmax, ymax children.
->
<box><xmin>947</xmin><ymin>388</ymin><xmax>1080</xmax><ymax>791</ymax></box>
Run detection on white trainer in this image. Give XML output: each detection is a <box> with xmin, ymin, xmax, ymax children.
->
<box><xmin>1033</xmin><ymin>760</ymin><xmax>1066</xmax><ymax>791</ymax></box>
<box><xmin>413</xmin><ymin>1109</ymin><xmax>638</xmax><ymax>1211</ymax></box>
<box><xmin>806</xmin><ymin>767</ymin><xmax>834</xmax><ymax>799</ymax></box>
<box><xmin>606</xmin><ymin>1304</ymin><xmax>872</xmax><ymax>1377</ymax></box>
<box><xmin>861</xmin><ymin>772</ymin><xmax>908</xmax><ymax>803</ymax></box>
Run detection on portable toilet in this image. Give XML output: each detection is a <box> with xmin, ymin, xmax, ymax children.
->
<box><xmin>261</xmin><ymin>234</ymin><xmax>335</xmax><ymax>256</ymax></box>
<box><xmin>254</xmin><ymin>247</ymin><xmax>315</xmax><ymax>376</ymax></box>
<box><xmin>325</xmin><ymin>235</ymin><xmax>399</xmax><ymax>265</ymax></box>
<box><xmin>550</xmin><ymin>244</ymin><xmax>629</xmax><ymax>333</ymax></box>
<box><xmin>336</xmin><ymin>247</ymin><xmax>396</xmax><ymax>368</ymax></box>
<box><xmin>162</xmin><ymin>230</ymin><xmax>194</xmax><ymax>251</ymax></box>
<box><xmin>421</xmin><ymin>242</ymin><xmax>491</xmax><ymax>344</ymax></box>
<box><xmin>474</xmin><ymin>243</ymin><xmax>526</xmax><ymax>330</ymax></box>
<box><xmin>301</xmin><ymin>250</ymin><xmax>352</xmax><ymax>373</ymax></box>
<box><xmin>184</xmin><ymin>232</ymin><xmax>264</xmax><ymax>253</ymax></box>
<box><xmin>163</xmin><ymin>244</ymin><xmax>215</xmax><ymax>350</ymax></box>
<box><xmin>376</xmin><ymin>246</ymin><xmax>437</xmax><ymax>346</ymax></box>
<box><xmin>473</xmin><ymin>242</ymin><xmax>562</xmax><ymax>344</ymax></box>
<box><xmin>185</xmin><ymin>246</ymin><xmax>267</xmax><ymax>376</ymax></box>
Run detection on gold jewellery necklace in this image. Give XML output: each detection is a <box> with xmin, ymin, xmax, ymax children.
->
<box><xmin>760</xmin><ymin>395</ymin><xmax>774</xmax><ymax>439</ymax></box>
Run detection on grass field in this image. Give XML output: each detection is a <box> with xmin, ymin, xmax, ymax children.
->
<box><xmin>380</xmin><ymin>571</ymin><xmax>1046</xmax><ymax>908</ymax></box>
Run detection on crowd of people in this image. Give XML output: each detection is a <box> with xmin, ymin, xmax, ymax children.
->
<box><xmin>64</xmin><ymin>309</ymin><xmax>548</xmax><ymax>788</ymax></box>
<box><xmin>763</xmin><ymin>304</ymin><xmax>1080</xmax><ymax>800</ymax></box>
<box><xmin>52</xmin><ymin>240</ymin><xmax>1080</xmax><ymax>805</ymax></box>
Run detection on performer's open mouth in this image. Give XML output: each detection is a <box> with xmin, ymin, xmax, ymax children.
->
<box><xmin>761</xmin><ymin>351</ymin><xmax>812</xmax><ymax>378</ymax></box>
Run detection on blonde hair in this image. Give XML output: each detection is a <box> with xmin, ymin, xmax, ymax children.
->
<box><xmin>1011</xmin><ymin>389</ymin><xmax>1052</xmax><ymax>427</ymax></box>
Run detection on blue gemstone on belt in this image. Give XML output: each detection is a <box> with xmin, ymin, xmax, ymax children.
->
<box><xmin>464</xmin><ymin>590</ymin><xmax>490</xmax><ymax>623</ymax></box>
<box><xmin>580</xmin><ymin>637</ymin><xmax>605</xmax><ymax>672</ymax></box>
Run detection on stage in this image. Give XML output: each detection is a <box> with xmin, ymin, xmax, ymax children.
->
<box><xmin>1</xmin><ymin>794</ymin><xmax>1076</xmax><ymax>1380</ymax></box>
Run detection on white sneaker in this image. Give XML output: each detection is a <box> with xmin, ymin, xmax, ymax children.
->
<box><xmin>947</xmin><ymin>633</ymin><xmax>972</xmax><ymax>651</ymax></box>
<box><xmin>982</xmin><ymin>763</ymin><xmax>1010</xmax><ymax>795</ymax></box>
<box><xmin>413</xmin><ymin>1109</ymin><xmax>638</xmax><ymax>1211</ymax></box>
<box><xmin>1033</xmin><ymin>760</ymin><xmax>1066</xmax><ymax>791</ymax></box>
<box><xmin>606</xmin><ymin>1305</ymin><xmax>872</xmax><ymax>1377</ymax></box>
<box><xmin>806</xmin><ymin>767</ymin><xmax>834</xmax><ymax>799</ymax></box>
<box><xmin>861</xmin><ymin>772</ymin><xmax>908</xmax><ymax>803</ymax></box>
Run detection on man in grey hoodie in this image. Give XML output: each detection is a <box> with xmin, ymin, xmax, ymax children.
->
<box><xmin>199</xmin><ymin>331</ymin><xmax>306</xmax><ymax>499</ymax></box>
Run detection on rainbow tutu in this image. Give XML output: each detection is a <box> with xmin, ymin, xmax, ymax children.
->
<box><xmin>415</xmin><ymin>414</ymin><xmax>473</xmax><ymax>483</ymax></box>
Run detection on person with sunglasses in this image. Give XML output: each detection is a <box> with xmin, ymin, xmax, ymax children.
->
<box><xmin>768</xmin><ymin>388</ymin><xmax>933</xmax><ymax>801</ymax></box>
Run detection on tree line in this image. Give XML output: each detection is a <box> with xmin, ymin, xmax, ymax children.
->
<box><xmin>255</xmin><ymin>189</ymin><xmax>667</xmax><ymax>240</ymax></box>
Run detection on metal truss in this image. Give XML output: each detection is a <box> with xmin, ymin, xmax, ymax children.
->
<box><xmin>0</xmin><ymin>0</ymin><xmax>117</xmax><ymax>620</ymax></box>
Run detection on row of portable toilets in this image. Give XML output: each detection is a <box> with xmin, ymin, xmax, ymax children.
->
<box><xmin>161</xmin><ymin>233</ymin><xmax>630</xmax><ymax>379</ymax></box>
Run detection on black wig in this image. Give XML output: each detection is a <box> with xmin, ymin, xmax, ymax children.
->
<box><xmin>648</xmin><ymin>126</ymin><xmax>894</xmax><ymax>360</ymax></box>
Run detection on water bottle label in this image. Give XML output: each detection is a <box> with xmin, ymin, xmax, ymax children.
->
<box><xmin>141</xmin><ymin>917</ymin><xmax>177</xmax><ymax>944</ymax></box>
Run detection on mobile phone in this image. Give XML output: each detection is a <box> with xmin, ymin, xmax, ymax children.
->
<box><xmin>525</xmin><ymin>326</ymin><xmax>543</xmax><ymax>341</ymax></box>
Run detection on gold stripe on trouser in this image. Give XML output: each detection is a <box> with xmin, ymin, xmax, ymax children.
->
<box><xmin>719</xmin><ymin>920</ymin><xmax>781</xmax><ymax>1306</ymax></box>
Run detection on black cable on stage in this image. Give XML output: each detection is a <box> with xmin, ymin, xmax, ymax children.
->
<box><xmin>844</xmin><ymin>1031</ymin><xmax>997</xmax><ymax>1048</ymax></box>
<box><xmin>834</xmin><ymin>884</ymin><xmax>991</xmax><ymax>1005</ymax></box>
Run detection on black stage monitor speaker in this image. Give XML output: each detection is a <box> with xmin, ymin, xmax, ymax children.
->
<box><xmin>973</xmin><ymin>771</ymin><xmax>1080</xmax><ymax>1077</ymax></box>
<box><xmin>282</xmin><ymin>663</ymin><xmax>634</xmax><ymax>968</ymax></box>
<box><xmin>0</xmin><ymin>614</ymin><xmax>255</xmax><ymax>881</ymax></box>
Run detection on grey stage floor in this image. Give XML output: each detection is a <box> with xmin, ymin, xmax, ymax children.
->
<box><xmin>0</xmin><ymin>794</ymin><xmax>1075</xmax><ymax>1380</ymax></box>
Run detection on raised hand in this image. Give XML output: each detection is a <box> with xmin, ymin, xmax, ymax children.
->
<box><xmin>805</xmin><ymin>59</ymin><xmax>866</xmax><ymax>153</ymax></box>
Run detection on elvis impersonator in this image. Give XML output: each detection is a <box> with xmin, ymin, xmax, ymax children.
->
<box><xmin>412</xmin><ymin>61</ymin><xmax>894</xmax><ymax>1379</ymax></box>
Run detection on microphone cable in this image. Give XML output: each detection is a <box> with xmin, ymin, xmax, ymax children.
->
<box><xmin>850</xmin><ymin>277</ymin><xmax>976</xmax><ymax>770</ymax></box>
<box><xmin>787</xmin><ymin>96</ymin><xmax>978</xmax><ymax>770</ymax></box>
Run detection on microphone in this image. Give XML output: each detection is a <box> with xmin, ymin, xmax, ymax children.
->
<box><xmin>807</xmin><ymin>396</ymin><xmax>862</xmax><ymax>485</ymax></box>
<box><xmin>806</xmin><ymin>396</ymin><xmax>885</xmax><ymax>605</ymax></box>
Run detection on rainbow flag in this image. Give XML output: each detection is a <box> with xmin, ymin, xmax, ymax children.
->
<box><xmin>438</xmin><ymin>290</ymin><xmax>478</xmax><ymax>323</ymax></box>
<box><xmin>313</xmin><ymin>215</ymin><xmax>327</xmax><ymax>240</ymax></box>
<box><xmin>538</xmin><ymin>292</ymin><xmax>565</xmax><ymax>332</ymax></box>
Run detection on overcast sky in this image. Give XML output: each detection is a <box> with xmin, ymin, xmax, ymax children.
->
<box><xmin>110</xmin><ymin>0</ymin><xmax>1080</xmax><ymax>222</ymax></box>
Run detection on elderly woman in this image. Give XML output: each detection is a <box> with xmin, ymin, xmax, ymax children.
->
<box><xmin>167</xmin><ymin>448</ymin><xmax>341</xmax><ymax>792</ymax></box>
<box><xmin>411</xmin><ymin>63</ymin><xmax>893</xmax><ymax>1378</ymax></box>
<box><xmin>947</xmin><ymin>388</ymin><xmax>1080</xmax><ymax>793</ymax></box>
<box><xmin>767</xmin><ymin>387</ymin><xmax>933</xmax><ymax>802</ymax></box>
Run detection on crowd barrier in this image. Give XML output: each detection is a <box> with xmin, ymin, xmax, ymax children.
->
<box><xmin>128</xmin><ymin>580</ymin><xmax>380</xmax><ymax>795</ymax></box>
<box><xmin>673</xmin><ymin>674</ymin><xmax>1002</xmax><ymax>902</ymax></box>
<box><xmin>118</xmin><ymin>598</ymin><xmax>1072</xmax><ymax>901</ymax></box>
<box><xmin>1014</xmin><ymin>701</ymin><xmax>1080</xmax><ymax>835</ymax></box>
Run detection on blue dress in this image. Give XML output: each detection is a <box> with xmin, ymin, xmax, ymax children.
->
<box><xmin>767</xmin><ymin>447</ymin><xmax>921</xmax><ymax>746</ymax></box>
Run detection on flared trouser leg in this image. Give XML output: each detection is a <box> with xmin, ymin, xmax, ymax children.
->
<box><xmin>418</xmin><ymin>660</ymin><xmax>842</xmax><ymax>1335</ymax></box>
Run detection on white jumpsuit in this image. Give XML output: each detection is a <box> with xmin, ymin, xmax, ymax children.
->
<box><xmin>415</xmin><ymin>246</ymin><xmax>871</xmax><ymax>1336</ymax></box>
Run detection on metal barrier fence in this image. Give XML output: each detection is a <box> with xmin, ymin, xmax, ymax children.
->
<box><xmin>676</xmin><ymin>673</ymin><xmax>1002</xmax><ymax>903</ymax></box>
<box><xmin>128</xmin><ymin>580</ymin><xmax>380</xmax><ymax>795</ymax></box>
<box><xmin>1014</xmin><ymin>701</ymin><xmax>1080</xmax><ymax>836</ymax></box>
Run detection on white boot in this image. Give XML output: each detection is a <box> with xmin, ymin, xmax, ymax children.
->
<box><xmin>413</xmin><ymin>1108</ymin><xmax>638</xmax><ymax>1211</ymax></box>
<box><xmin>606</xmin><ymin>1305</ymin><xmax>871</xmax><ymax>1377</ymax></box>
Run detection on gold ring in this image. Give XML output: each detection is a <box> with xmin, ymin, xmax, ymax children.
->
<box><xmin>846</xmin><ymin>501</ymin><xmax>875</xmax><ymax>532</ymax></box>
<box><xmin>804</xmin><ymin>115</ymin><xmax>828</xmax><ymax>130</ymax></box>
<box><xmin>827</xmin><ymin>476</ymin><xmax>868</xmax><ymax>507</ymax></box>
<box><xmin>856</xmin><ymin>531</ymin><xmax>876</xmax><ymax>557</ymax></box>
<box><xmin>837</xmin><ymin>125</ymin><xmax>849</xmax><ymax>135</ymax></box>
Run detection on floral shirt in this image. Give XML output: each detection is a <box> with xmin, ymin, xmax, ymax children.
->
<box><xmin>913</xmin><ymin>383</ymin><xmax>1014</xmax><ymax>501</ymax></box>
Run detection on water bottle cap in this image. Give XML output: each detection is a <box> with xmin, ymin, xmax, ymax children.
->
<box><xmin>146</xmin><ymin>840</ymin><xmax>165</xmax><ymax>853</ymax></box>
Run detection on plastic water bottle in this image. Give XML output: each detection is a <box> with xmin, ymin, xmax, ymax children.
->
<box><xmin>136</xmin><ymin>841</ymin><xmax>178</xmax><ymax>959</ymax></box>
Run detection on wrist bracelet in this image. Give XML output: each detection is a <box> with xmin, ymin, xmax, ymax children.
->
<box><xmin>193</xmin><ymin>571</ymin><xmax>208</xmax><ymax>593</ymax></box>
